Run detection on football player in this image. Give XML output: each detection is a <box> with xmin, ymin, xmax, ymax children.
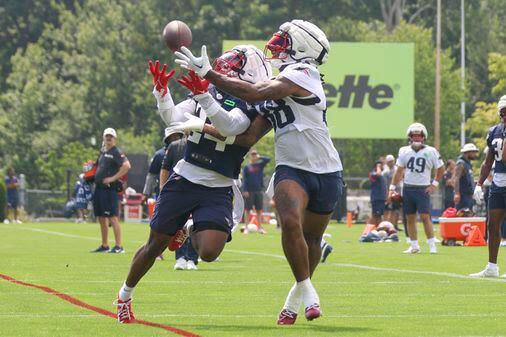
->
<box><xmin>115</xmin><ymin>45</ymin><xmax>272</xmax><ymax>323</ymax></box>
<box><xmin>389</xmin><ymin>123</ymin><xmax>444</xmax><ymax>254</ymax></box>
<box><xmin>175</xmin><ymin>20</ymin><xmax>343</xmax><ymax>324</ymax></box>
<box><xmin>470</xmin><ymin>95</ymin><xmax>506</xmax><ymax>277</ymax></box>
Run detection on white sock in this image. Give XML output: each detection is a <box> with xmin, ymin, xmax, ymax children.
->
<box><xmin>410</xmin><ymin>240</ymin><xmax>419</xmax><ymax>248</ymax></box>
<box><xmin>119</xmin><ymin>282</ymin><xmax>134</xmax><ymax>301</ymax></box>
<box><xmin>487</xmin><ymin>262</ymin><xmax>498</xmax><ymax>270</ymax></box>
<box><xmin>427</xmin><ymin>238</ymin><xmax>436</xmax><ymax>246</ymax></box>
<box><xmin>282</xmin><ymin>282</ymin><xmax>302</xmax><ymax>313</ymax></box>
<box><xmin>320</xmin><ymin>239</ymin><xmax>327</xmax><ymax>249</ymax></box>
<box><xmin>298</xmin><ymin>278</ymin><xmax>319</xmax><ymax>308</ymax></box>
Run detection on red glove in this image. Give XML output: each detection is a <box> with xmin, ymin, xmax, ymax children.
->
<box><xmin>177</xmin><ymin>70</ymin><xmax>209</xmax><ymax>95</ymax></box>
<box><xmin>149</xmin><ymin>59</ymin><xmax>175</xmax><ymax>97</ymax></box>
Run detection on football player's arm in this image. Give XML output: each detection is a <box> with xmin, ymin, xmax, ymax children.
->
<box><xmin>154</xmin><ymin>92</ymin><xmax>195</xmax><ymax>126</ymax></box>
<box><xmin>201</xmin><ymin>115</ymin><xmax>272</xmax><ymax>148</ymax></box>
<box><xmin>453</xmin><ymin>163</ymin><xmax>464</xmax><ymax>196</ymax></box>
<box><xmin>478</xmin><ymin>147</ymin><xmax>495</xmax><ymax>186</ymax></box>
<box><xmin>194</xmin><ymin>93</ymin><xmax>251</xmax><ymax>136</ymax></box>
<box><xmin>205</xmin><ymin>71</ymin><xmax>309</xmax><ymax>103</ymax></box>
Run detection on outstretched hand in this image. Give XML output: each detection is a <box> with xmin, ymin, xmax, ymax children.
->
<box><xmin>177</xmin><ymin>70</ymin><xmax>209</xmax><ymax>95</ymax></box>
<box><xmin>174</xmin><ymin>45</ymin><xmax>212</xmax><ymax>78</ymax></box>
<box><xmin>149</xmin><ymin>60</ymin><xmax>175</xmax><ymax>97</ymax></box>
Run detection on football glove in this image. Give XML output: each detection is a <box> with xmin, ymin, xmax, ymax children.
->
<box><xmin>174</xmin><ymin>45</ymin><xmax>212</xmax><ymax>78</ymax></box>
<box><xmin>177</xmin><ymin>70</ymin><xmax>209</xmax><ymax>94</ymax></box>
<box><xmin>148</xmin><ymin>60</ymin><xmax>175</xmax><ymax>97</ymax></box>
<box><xmin>171</xmin><ymin>112</ymin><xmax>205</xmax><ymax>133</ymax></box>
<box><xmin>473</xmin><ymin>185</ymin><xmax>483</xmax><ymax>205</ymax></box>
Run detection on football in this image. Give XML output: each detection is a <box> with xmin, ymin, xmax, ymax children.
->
<box><xmin>162</xmin><ymin>20</ymin><xmax>192</xmax><ymax>52</ymax></box>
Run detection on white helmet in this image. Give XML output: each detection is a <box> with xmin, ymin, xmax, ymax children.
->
<box><xmin>212</xmin><ymin>45</ymin><xmax>272</xmax><ymax>84</ymax></box>
<box><xmin>498</xmin><ymin>95</ymin><xmax>506</xmax><ymax>117</ymax></box>
<box><xmin>264</xmin><ymin>19</ymin><xmax>330</xmax><ymax>67</ymax></box>
<box><xmin>406</xmin><ymin>122</ymin><xmax>428</xmax><ymax>138</ymax></box>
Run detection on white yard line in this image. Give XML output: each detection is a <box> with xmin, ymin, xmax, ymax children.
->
<box><xmin>3</xmin><ymin>225</ymin><xmax>505</xmax><ymax>283</ymax></box>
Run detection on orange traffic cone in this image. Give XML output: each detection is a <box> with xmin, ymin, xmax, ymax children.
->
<box><xmin>346</xmin><ymin>211</ymin><xmax>353</xmax><ymax>228</ymax></box>
<box><xmin>361</xmin><ymin>224</ymin><xmax>377</xmax><ymax>236</ymax></box>
<box><xmin>464</xmin><ymin>225</ymin><xmax>487</xmax><ymax>246</ymax></box>
<box><xmin>249</xmin><ymin>212</ymin><xmax>260</xmax><ymax>227</ymax></box>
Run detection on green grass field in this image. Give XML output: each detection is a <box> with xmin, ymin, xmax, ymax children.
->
<box><xmin>1</xmin><ymin>221</ymin><xmax>506</xmax><ymax>337</ymax></box>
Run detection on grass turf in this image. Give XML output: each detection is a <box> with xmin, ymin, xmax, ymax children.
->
<box><xmin>1</xmin><ymin>221</ymin><xmax>506</xmax><ymax>337</ymax></box>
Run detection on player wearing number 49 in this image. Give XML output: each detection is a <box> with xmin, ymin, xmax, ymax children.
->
<box><xmin>389</xmin><ymin>123</ymin><xmax>444</xmax><ymax>254</ymax></box>
<box><xmin>470</xmin><ymin>95</ymin><xmax>506</xmax><ymax>278</ymax></box>
<box><xmin>175</xmin><ymin>19</ymin><xmax>343</xmax><ymax>325</ymax></box>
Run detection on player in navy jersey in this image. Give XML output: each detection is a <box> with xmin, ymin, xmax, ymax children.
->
<box><xmin>470</xmin><ymin>95</ymin><xmax>506</xmax><ymax>277</ymax></box>
<box><xmin>115</xmin><ymin>45</ymin><xmax>272</xmax><ymax>323</ymax></box>
<box><xmin>175</xmin><ymin>20</ymin><xmax>343</xmax><ymax>324</ymax></box>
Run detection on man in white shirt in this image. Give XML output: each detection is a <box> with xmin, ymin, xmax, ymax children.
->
<box><xmin>389</xmin><ymin>123</ymin><xmax>444</xmax><ymax>254</ymax></box>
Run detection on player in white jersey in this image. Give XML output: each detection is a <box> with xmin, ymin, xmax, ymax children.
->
<box><xmin>389</xmin><ymin>123</ymin><xmax>444</xmax><ymax>254</ymax></box>
<box><xmin>175</xmin><ymin>19</ymin><xmax>343</xmax><ymax>324</ymax></box>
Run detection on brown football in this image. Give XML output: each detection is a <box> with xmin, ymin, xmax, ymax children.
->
<box><xmin>162</xmin><ymin>20</ymin><xmax>192</xmax><ymax>52</ymax></box>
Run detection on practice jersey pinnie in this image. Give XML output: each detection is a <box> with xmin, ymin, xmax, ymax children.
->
<box><xmin>256</xmin><ymin>63</ymin><xmax>342</xmax><ymax>174</ymax></box>
<box><xmin>486</xmin><ymin>123</ymin><xmax>506</xmax><ymax>186</ymax></box>
<box><xmin>396</xmin><ymin>145</ymin><xmax>444</xmax><ymax>186</ymax></box>
<box><xmin>173</xmin><ymin>85</ymin><xmax>257</xmax><ymax>187</ymax></box>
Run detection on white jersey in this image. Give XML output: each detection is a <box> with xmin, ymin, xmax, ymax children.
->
<box><xmin>396</xmin><ymin>145</ymin><xmax>444</xmax><ymax>186</ymax></box>
<box><xmin>259</xmin><ymin>63</ymin><xmax>342</xmax><ymax>174</ymax></box>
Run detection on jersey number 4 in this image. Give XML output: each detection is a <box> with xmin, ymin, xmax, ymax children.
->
<box><xmin>492</xmin><ymin>138</ymin><xmax>504</xmax><ymax>161</ymax></box>
<box><xmin>406</xmin><ymin>157</ymin><xmax>426</xmax><ymax>173</ymax></box>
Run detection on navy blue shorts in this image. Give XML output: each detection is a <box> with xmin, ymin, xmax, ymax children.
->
<box><xmin>274</xmin><ymin>165</ymin><xmax>342</xmax><ymax>214</ymax></box>
<box><xmin>402</xmin><ymin>186</ymin><xmax>431</xmax><ymax>215</ymax></box>
<box><xmin>245</xmin><ymin>191</ymin><xmax>264</xmax><ymax>211</ymax></box>
<box><xmin>456</xmin><ymin>194</ymin><xmax>473</xmax><ymax>210</ymax></box>
<box><xmin>488</xmin><ymin>183</ymin><xmax>506</xmax><ymax>210</ymax></box>
<box><xmin>371</xmin><ymin>200</ymin><xmax>386</xmax><ymax>216</ymax></box>
<box><xmin>151</xmin><ymin>174</ymin><xmax>234</xmax><ymax>236</ymax></box>
<box><xmin>7</xmin><ymin>192</ymin><xmax>18</xmax><ymax>209</ymax></box>
<box><xmin>93</xmin><ymin>188</ymin><xmax>119</xmax><ymax>217</ymax></box>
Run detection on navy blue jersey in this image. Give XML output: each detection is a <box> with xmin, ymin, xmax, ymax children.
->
<box><xmin>487</xmin><ymin>123</ymin><xmax>506</xmax><ymax>173</ymax></box>
<box><xmin>243</xmin><ymin>157</ymin><xmax>270</xmax><ymax>192</ymax></box>
<box><xmin>456</xmin><ymin>155</ymin><xmax>474</xmax><ymax>195</ymax></box>
<box><xmin>369</xmin><ymin>169</ymin><xmax>387</xmax><ymax>201</ymax></box>
<box><xmin>149</xmin><ymin>148</ymin><xmax>165</xmax><ymax>175</ymax></box>
<box><xmin>184</xmin><ymin>86</ymin><xmax>258</xmax><ymax>178</ymax></box>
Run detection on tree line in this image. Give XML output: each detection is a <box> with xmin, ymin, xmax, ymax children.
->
<box><xmin>0</xmin><ymin>0</ymin><xmax>505</xmax><ymax>190</ymax></box>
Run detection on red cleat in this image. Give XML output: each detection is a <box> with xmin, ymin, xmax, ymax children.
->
<box><xmin>115</xmin><ymin>296</ymin><xmax>135</xmax><ymax>323</ymax></box>
<box><xmin>277</xmin><ymin>309</ymin><xmax>298</xmax><ymax>325</ymax></box>
<box><xmin>305</xmin><ymin>304</ymin><xmax>321</xmax><ymax>321</ymax></box>
<box><xmin>168</xmin><ymin>228</ymin><xmax>189</xmax><ymax>251</ymax></box>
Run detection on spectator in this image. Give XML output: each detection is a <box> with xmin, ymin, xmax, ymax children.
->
<box><xmin>441</xmin><ymin>160</ymin><xmax>456</xmax><ymax>210</ymax></box>
<box><xmin>4</xmin><ymin>167</ymin><xmax>21</xmax><ymax>224</ymax></box>
<box><xmin>242</xmin><ymin>149</ymin><xmax>270</xmax><ymax>233</ymax></box>
<box><xmin>369</xmin><ymin>160</ymin><xmax>386</xmax><ymax>225</ymax></box>
<box><xmin>73</xmin><ymin>173</ymin><xmax>93</xmax><ymax>223</ymax></box>
<box><xmin>91</xmin><ymin>128</ymin><xmax>131</xmax><ymax>253</ymax></box>
<box><xmin>453</xmin><ymin>144</ymin><xmax>479</xmax><ymax>211</ymax></box>
<box><xmin>383</xmin><ymin>154</ymin><xmax>401</xmax><ymax>229</ymax></box>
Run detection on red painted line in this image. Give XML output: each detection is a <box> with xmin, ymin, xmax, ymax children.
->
<box><xmin>0</xmin><ymin>273</ymin><xmax>201</xmax><ymax>337</ymax></box>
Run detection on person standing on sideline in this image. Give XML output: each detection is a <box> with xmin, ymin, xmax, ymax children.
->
<box><xmin>242</xmin><ymin>149</ymin><xmax>270</xmax><ymax>233</ymax></box>
<box><xmin>74</xmin><ymin>173</ymin><xmax>93</xmax><ymax>223</ymax></box>
<box><xmin>4</xmin><ymin>167</ymin><xmax>21</xmax><ymax>224</ymax></box>
<box><xmin>383</xmin><ymin>154</ymin><xmax>401</xmax><ymax>229</ymax></box>
<box><xmin>176</xmin><ymin>19</ymin><xmax>343</xmax><ymax>324</ymax></box>
<box><xmin>441</xmin><ymin>160</ymin><xmax>456</xmax><ymax>210</ymax></box>
<box><xmin>369</xmin><ymin>160</ymin><xmax>386</xmax><ymax>225</ymax></box>
<box><xmin>470</xmin><ymin>95</ymin><xmax>506</xmax><ymax>277</ymax></box>
<box><xmin>453</xmin><ymin>144</ymin><xmax>479</xmax><ymax>211</ymax></box>
<box><xmin>389</xmin><ymin>123</ymin><xmax>444</xmax><ymax>254</ymax></box>
<box><xmin>92</xmin><ymin>128</ymin><xmax>131</xmax><ymax>253</ymax></box>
